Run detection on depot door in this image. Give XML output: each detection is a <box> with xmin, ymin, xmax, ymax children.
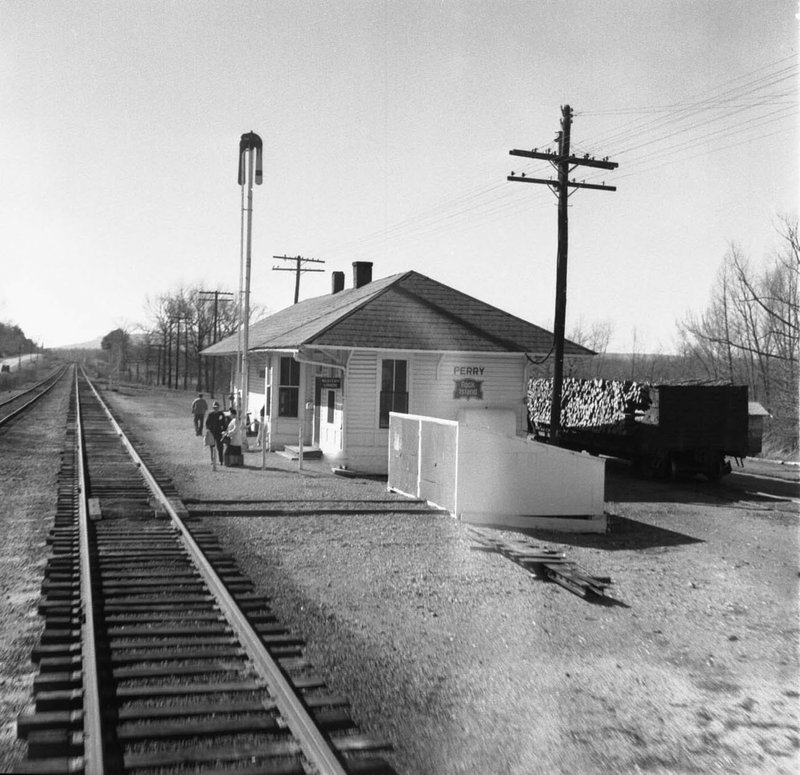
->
<box><xmin>317</xmin><ymin>378</ymin><xmax>343</xmax><ymax>453</ymax></box>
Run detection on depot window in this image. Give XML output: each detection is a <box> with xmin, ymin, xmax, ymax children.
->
<box><xmin>327</xmin><ymin>389</ymin><xmax>335</xmax><ymax>424</ymax></box>
<box><xmin>379</xmin><ymin>358</ymin><xmax>408</xmax><ymax>428</ymax></box>
<box><xmin>278</xmin><ymin>356</ymin><xmax>300</xmax><ymax>417</ymax></box>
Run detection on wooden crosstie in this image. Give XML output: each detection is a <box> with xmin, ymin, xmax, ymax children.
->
<box><xmin>467</xmin><ymin>526</ymin><xmax>612</xmax><ymax>600</ymax></box>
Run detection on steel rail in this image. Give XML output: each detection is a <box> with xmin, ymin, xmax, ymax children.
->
<box><xmin>0</xmin><ymin>366</ymin><xmax>65</xmax><ymax>408</ymax></box>
<box><xmin>74</xmin><ymin>368</ymin><xmax>106</xmax><ymax>774</ymax></box>
<box><xmin>80</xmin><ymin>367</ymin><xmax>349</xmax><ymax>775</ymax></box>
<box><xmin>0</xmin><ymin>366</ymin><xmax>67</xmax><ymax>426</ymax></box>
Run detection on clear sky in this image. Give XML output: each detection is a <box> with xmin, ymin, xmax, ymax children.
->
<box><xmin>1</xmin><ymin>0</ymin><xmax>796</xmax><ymax>351</ymax></box>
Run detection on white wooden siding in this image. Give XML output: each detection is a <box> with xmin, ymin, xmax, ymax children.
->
<box><xmin>247</xmin><ymin>358</ymin><xmax>266</xmax><ymax>395</ymax></box>
<box><xmin>343</xmin><ymin>351</ymin><xmax>381</xmax><ymax>468</ymax></box>
<box><xmin>414</xmin><ymin>353</ymin><xmax>527</xmax><ymax>433</ymax></box>
<box><xmin>342</xmin><ymin>350</ymin><xmax>526</xmax><ymax>473</ymax></box>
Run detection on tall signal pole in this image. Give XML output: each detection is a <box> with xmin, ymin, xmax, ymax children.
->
<box><xmin>272</xmin><ymin>255</ymin><xmax>326</xmax><ymax>304</ymax></box>
<box><xmin>508</xmin><ymin>104</ymin><xmax>618</xmax><ymax>445</ymax></box>
<box><xmin>237</xmin><ymin>132</ymin><xmax>263</xmax><ymax>429</ymax></box>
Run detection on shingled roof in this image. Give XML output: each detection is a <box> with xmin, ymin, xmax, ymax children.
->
<box><xmin>202</xmin><ymin>270</ymin><xmax>593</xmax><ymax>356</ymax></box>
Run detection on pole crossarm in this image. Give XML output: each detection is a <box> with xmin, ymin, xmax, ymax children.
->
<box><xmin>272</xmin><ymin>254</ymin><xmax>325</xmax><ymax>273</ymax></box>
<box><xmin>509</xmin><ymin>148</ymin><xmax>618</xmax><ymax>170</ymax></box>
<box><xmin>506</xmin><ymin>175</ymin><xmax>559</xmax><ymax>188</ymax></box>
<box><xmin>273</xmin><ymin>254</ymin><xmax>325</xmax><ymax>268</ymax></box>
<box><xmin>271</xmin><ymin>267</ymin><xmax>326</xmax><ymax>272</ymax></box>
<box><xmin>199</xmin><ymin>291</ymin><xmax>235</xmax><ymax>300</ymax></box>
<box><xmin>272</xmin><ymin>255</ymin><xmax>327</xmax><ymax>304</ymax></box>
<box><xmin>568</xmin><ymin>180</ymin><xmax>616</xmax><ymax>192</ymax></box>
<box><xmin>507</xmin><ymin>175</ymin><xmax>614</xmax><ymax>194</ymax></box>
<box><xmin>508</xmin><ymin>105</ymin><xmax>617</xmax><ymax>445</ymax></box>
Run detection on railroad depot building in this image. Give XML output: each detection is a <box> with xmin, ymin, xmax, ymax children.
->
<box><xmin>202</xmin><ymin>263</ymin><xmax>592</xmax><ymax>475</ymax></box>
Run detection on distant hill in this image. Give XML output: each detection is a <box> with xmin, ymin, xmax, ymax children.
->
<box><xmin>51</xmin><ymin>337</ymin><xmax>103</xmax><ymax>351</ymax></box>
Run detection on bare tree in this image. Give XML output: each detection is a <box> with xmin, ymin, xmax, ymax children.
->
<box><xmin>679</xmin><ymin>216</ymin><xmax>799</xmax><ymax>454</ymax></box>
<box><xmin>141</xmin><ymin>285</ymin><xmax>262</xmax><ymax>394</ymax></box>
<box><xmin>562</xmin><ymin>317</ymin><xmax>613</xmax><ymax>378</ymax></box>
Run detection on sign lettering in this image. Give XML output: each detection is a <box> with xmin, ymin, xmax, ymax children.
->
<box><xmin>453</xmin><ymin>378</ymin><xmax>483</xmax><ymax>400</ymax></box>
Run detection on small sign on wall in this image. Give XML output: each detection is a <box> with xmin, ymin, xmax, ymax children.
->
<box><xmin>319</xmin><ymin>377</ymin><xmax>341</xmax><ymax>390</ymax></box>
<box><xmin>453</xmin><ymin>378</ymin><xmax>483</xmax><ymax>400</ymax></box>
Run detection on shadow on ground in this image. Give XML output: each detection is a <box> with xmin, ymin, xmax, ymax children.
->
<box><xmin>511</xmin><ymin>514</ymin><xmax>704</xmax><ymax>552</ymax></box>
<box><xmin>603</xmin><ymin>459</ymin><xmax>798</xmax><ymax>506</ymax></box>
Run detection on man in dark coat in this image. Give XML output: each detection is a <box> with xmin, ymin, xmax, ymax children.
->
<box><xmin>205</xmin><ymin>400</ymin><xmax>226</xmax><ymax>465</ymax></box>
<box><xmin>191</xmin><ymin>393</ymin><xmax>208</xmax><ymax>435</ymax></box>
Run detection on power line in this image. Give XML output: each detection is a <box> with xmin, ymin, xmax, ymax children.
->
<box><xmin>316</xmin><ymin>56</ymin><xmax>794</xmax><ymax>262</ymax></box>
<box><xmin>579</xmin><ymin>53</ymin><xmax>797</xmax><ymax>116</ymax></box>
<box><xmin>580</xmin><ymin>61</ymin><xmax>798</xmax><ymax>154</ymax></box>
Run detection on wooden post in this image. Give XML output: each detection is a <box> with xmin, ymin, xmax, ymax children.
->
<box><xmin>549</xmin><ymin>105</ymin><xmax>572</xmax><ymax>446</ymax></box>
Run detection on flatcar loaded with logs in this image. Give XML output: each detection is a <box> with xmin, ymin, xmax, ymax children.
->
<box><xmin>526</xmin><ymin>378</ymin><xmax>750</xmax><ymax>480</ymax></box>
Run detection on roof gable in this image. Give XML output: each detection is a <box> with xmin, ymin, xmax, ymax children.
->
<box><xmin>203</xmin><ymin>270</ymin><xmax>593</xmax><ymax>356</ymax></box>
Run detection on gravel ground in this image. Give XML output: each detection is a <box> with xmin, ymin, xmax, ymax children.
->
<box><xmin>103</xmin><ymin>385</ymin><xmax>799</xmax><ymax>775</ymax></box>
<box><xmin>1</xmin><ymin>380</ymin><xmax>798</xmax><ymax>775</ymax></box>
<box><xmin>0</xmin><ymin>377</ymin><xmax>69</xmax><ymax>773</ymax></box>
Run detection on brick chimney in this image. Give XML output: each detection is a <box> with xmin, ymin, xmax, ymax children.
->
<box><xmin>352</xmin><ymin>261</ymin><xmax>373</xmax><ymax>289</ymax></box>
<box><xmin>331</xmin><ymin>271</ymin><xmax>345</xmax><ymax>294</ymax></box>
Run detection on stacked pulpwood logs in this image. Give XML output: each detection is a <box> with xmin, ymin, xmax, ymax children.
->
<box><xmin>527</xmin><ymin>377</ymin><xmax>651</xmax><ymax>433</ymax></box>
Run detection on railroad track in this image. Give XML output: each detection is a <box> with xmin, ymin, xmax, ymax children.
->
<box><xmin>16</xmin><ymin>367</ymin><xmax>396</xmax><ymax>775</ymax></box>
<box><xmin>0</xmin><ymin>365</ymin><xmax>67</xmax><ymax>428</ymax></box>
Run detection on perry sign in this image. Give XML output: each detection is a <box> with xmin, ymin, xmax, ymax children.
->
<box><xmin>452</xmin><ymin>365</ymin><xmax>484</xmax><ymax>400</ymax></box>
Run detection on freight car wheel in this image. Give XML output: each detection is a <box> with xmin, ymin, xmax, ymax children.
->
<box><xmin>698</xmin><ymin>450</ymin><xmax>728</xmax><ymax>482</ymax></box>
<box><xmin>639</xmin><ymin>454</ymin><xmax>667</xmax><ymax>480</ymax></box>
<box><xmin>705</xmin><ymin>457</ymin><xmax>724</xmax><ymax>482</ymax></box>
<box><xmin>668</xmin><ymin>455</ymin><xmax>679</xmax><ymax>481</ymax></box>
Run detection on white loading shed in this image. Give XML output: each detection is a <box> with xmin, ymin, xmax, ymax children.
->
<box><xmin>202</xmin><ymin>263</ymin><xmax>594</xmax><ymax>475</ymax></box>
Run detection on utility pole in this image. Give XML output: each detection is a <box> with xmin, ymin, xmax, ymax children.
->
<box><xmin>171</xmin><ymin>316</ymin><xmax>185</xmax><ymax>390</ymax></box>
<box><xmin>272</xmin><ymin>255</ymin><xmax>326</xmax><ymax>304</ymax></box>
<box><xmin>175</xmin><ymin>317</ymin><xmax>181</xmax><ymax>390</ymax></box>
<box><xmin>183</xmin><ymin>318</ymin><xmax>189</xmax><ymax>391</ymax></box>
<box><xmin>165</xmin><ymin>324</ymin><xmax>173</xmax><ymax>388</ymax></box>
<box><xmin>508</xmin><ymin>104</ymin><xmax>617</xmax><ymax>445</ymax></box>
<box><xmin>199</xmin><ymin>290</ymin><xmax>234</xmax><ymax>398</ymax></box>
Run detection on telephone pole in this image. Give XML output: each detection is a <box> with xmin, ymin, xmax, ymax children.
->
<box><xmin>508</xmin><ymin>104</ymin><xmax>618</xmax><ymax>445</ymax></box>
<box><xmin>272</xmin><ymin>255</ymin><xmax>326</xmax><ymax>304</ymax></box>
<box><xmin>170</xmin><ymin>316</ymin><xmax>186</xmax><ymax>391</ymax></box>
<box><xmin>199</xmin><ymin>290</ymin><xmax>234</xmax><ymax>398</ymax></box>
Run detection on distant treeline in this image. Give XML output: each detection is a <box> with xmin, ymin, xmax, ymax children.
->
<box><xmin>0</xmin><ymin>322</ymin><xmax>38</xmax><ymax>359</ymax></box>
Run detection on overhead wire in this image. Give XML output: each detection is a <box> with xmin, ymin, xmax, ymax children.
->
<box><xmin>577</xmin><ymin>55</ymin><xmax>797</xmax><ymax>144</ymax></box>
<box><xmin>316</xmin><ymin>54</ymin><xmax>797</xmax><ymax>261</ymax></box>
<box><xmin>570</xmin><ymin>63</ymin><xmax>797</xmax><ymax>170</ymax></box>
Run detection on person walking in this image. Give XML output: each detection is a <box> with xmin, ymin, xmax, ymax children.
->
<box><xmin>205</xmin><ymin>400</ymin><xmax>226</xmax><ymax>467</ymax></box>
<box><xmin>222</xmin><ymin>408</ymin><xmax>243</xmax><ymax>466</ymax></box>
<box><xmin>191</xmin><ymin>393</ymin><xmax>209</xmax><ymax>436</ymax></box>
